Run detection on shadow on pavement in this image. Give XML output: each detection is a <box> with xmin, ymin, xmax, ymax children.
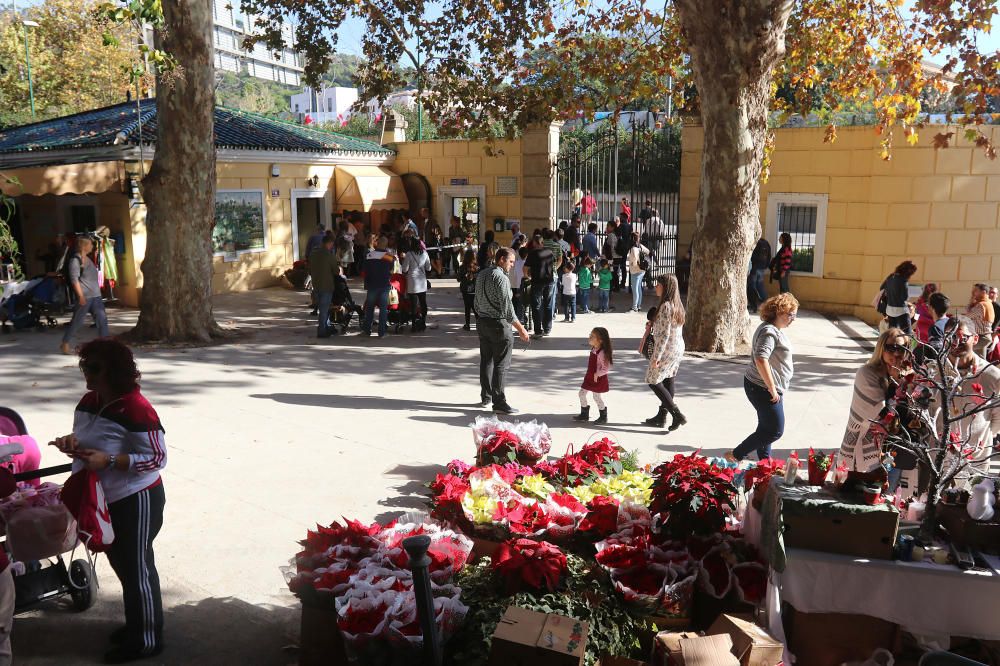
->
<box><xmin>14</xmin><ymin>595</ymin><xmax>298</xmax><ymax>665</ymax></box>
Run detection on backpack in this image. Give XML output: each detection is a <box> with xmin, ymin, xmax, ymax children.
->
<box><xmin>614</xmin><ymin>236</ymin><xmax>628</xmax><ymax>257</ymax></box>
<box><xmin>60</xmin><ymin>469</ymin><xmax>115</xmax><ymax>552</ymax></box>
<box><xmin>638</xmin><ymin>249</ymin><xmax>650</xmax><ymax>272</ymax></box>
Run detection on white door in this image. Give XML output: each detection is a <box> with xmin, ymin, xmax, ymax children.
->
<box><xmin>291</xmin><ymin>189</ymin><xmax>329</xmax><ymax>260</ymax></box>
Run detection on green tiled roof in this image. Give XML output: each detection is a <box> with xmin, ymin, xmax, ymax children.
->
<box><xmin>0</xmin><ymin>99</ymin><xmax>392</xmax><ymax>155</ymax></box>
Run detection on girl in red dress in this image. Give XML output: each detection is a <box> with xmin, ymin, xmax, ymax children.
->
<box><xmin>574</xmin><ymin>327</ymin><xmax>613</xmax><ymax>424</ymax></box>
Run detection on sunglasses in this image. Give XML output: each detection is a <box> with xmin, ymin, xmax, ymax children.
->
<box><xmin>884</xmin><ymin>344</ymin><xmax>908</xmax><ymax>354</ymax></box>
<box><xmin>79</xmin><ymin>360</ymin><xmax>103</xmax><ymax>374</ymax></box>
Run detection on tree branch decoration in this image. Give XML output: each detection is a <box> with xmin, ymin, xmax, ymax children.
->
<box><xmin>874</xmin><ymin>324</ymin><xmax>1000</xmax><ymax>542</ymax></box>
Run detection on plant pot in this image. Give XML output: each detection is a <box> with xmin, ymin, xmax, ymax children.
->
<box><xmin>807</xmin><ymin>465</ymin><xmax>830</xmax><ymax>486</ymax></box>
<box><xmin>863</xmin><ymin>485</ymin><xmax>882</xmax><ymax>506</ymax></box>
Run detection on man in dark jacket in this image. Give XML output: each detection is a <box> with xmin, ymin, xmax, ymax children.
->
<box><xmin>308</xmin><ymin>235</ymin><xmax>340</xmax><ymax>338</ymax></box>
<box><xmin>361</xmin><ymin>237</ymin><xmax>396</xmax><ymax>338</ymax></box>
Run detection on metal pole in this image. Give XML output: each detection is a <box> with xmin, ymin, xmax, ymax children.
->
<box><xmin>22</xmin><ymin>22</ymin><xmax>35</xmax><ymax>118</ymax></box>
<box><xmin>416</xmin><ymin>51</ymin><xmax>423</xmax><ymax>141</ymax></box>
<box><xmin>403</xmin><ymin>535</ymin><xmax>442</xmax><ymax>666</ymax></box>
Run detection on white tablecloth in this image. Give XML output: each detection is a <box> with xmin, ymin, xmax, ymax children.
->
<box><xmin>745</xmin><ymin>503</ymin><xmax>1000</xmax><ymax>658</ymax></box>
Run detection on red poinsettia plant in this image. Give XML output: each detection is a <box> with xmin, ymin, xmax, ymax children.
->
<box><xmin>428</xmin><ymin>472</ymin><xmax>471</xmax><ymax>525</ymax></box>
<box><xmin>295</xmin><ymin>518</ymin><xmax>383</xmax><ymax>572</ymax></box>
<box><xmin>808</xmin><ymin>448</ymin><xmax>834</xmax><ymax>485</ymax></box>
<box><xmin>578</xmin><ymin>496</ymin><xmax>621</xmax><ymax>536</ymax></box>
<box><xmin>649</xmin><ymin>453</ymin><xmax>737</xmax><ymax>538</ymax></box>
<box><xmin>490</xmin><ymin>538</ymin><xmax>568</xmax><ymax>594</ymax></box>
<box><xmin>476</xmin><ymin>430</ymin><xmax>522</xmax><ymax>465</ymax></box>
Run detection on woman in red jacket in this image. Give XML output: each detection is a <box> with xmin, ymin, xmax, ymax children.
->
<box><xmin>50</xmin><ymin>339</ymin><xmax>167</xmax><ymax>663</ymax></box>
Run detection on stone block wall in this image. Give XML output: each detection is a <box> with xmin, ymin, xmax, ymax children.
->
<box><xmin>680</xmin><ymin>124</ymin><xmax>1000</xmax><ymax>323</ymax></box>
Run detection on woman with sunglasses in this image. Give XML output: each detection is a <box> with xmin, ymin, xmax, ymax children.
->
<box><xmin>726</xmin><ymin>293</ymin><xmax>799</xmax><ymax>462</ymax></box>
<box><xmin>838</xmin><ymin>328</ymin><xmax>914</xmax><ymax>490</ymax></box>
<box><xmin>49</xmin><ymin>339</ymin><xmax>167</xmax><ymax>662</ymax></box>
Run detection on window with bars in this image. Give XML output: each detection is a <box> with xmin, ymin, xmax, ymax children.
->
<box><xmin>767</xmin><ymin>193</ymin><xmax>828</xmax><ymax>278</ymax></box>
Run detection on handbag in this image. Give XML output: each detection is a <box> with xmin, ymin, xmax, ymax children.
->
<box><xmin>61</xmin><ymin>469</ymin><xmax>115</xmax><ymax>552</ymax></box>
<box><xmin>639</xmin><ymin>329</ymin><xmax>655</xmax><ymax>359</ymax></box>
<box><xmin>871</xmin><ymin>288</ymin><xmax>887</xmax><ymax>313</ymax></box>
<box><xmin>388</xmin><ymin>288</ymin><xmax>400</xmax><ymax>307</ymax></box>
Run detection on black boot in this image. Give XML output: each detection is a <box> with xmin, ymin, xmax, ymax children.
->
<box><xmin>644</xmin><ymin>407</ymin><xmax>667</xmax><ymax>428</ymax></box>
<box><xmin>573</xmin><ymin>406</ymin><xmax>591</xmax><ymax>422</ymax></box>
<box><xmin>667</xmin><ymin>406</ymin><xmax>688</xmax><ymax>432</ymax></box>
<box><xmin>594</xmin><ymin>408</ymin><xmax>608</xmax><ymax>425</ymax></box>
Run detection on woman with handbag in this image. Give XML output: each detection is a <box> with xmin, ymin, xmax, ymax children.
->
<box><xmin>641</xmin><ymin>275</ymin><xmax>687</xmax><ymax>430</ymax></box>
<box><xmin>879</xmin><ymin>260</ymin><xmax>918</xmax><ymax>336</ymax></box>
<box><xmin>49</xmin><ymin>338</ymin><xmax>167</xmax><ymax>662</ymax></box>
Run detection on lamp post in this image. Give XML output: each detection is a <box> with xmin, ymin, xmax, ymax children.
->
<box><xmin>21</xmin><ymin>20</ymin><xmax>38</xmax><ymax>118</ymax></box>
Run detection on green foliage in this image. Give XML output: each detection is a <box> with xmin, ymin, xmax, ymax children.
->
<box><xmin>791</xmin><ymin>247</ymin><xmax>814</xmax><ymax>272</ymax></box>
<box><xmin>0</xmin><ymin>173</ymin><xmax>22</xmax><ymax>280</ymax></box>
<box><xmin>446</xmin><ymin>554</ymin><xmax>651</xmax><ymax>666</ymax></box>
<box><xmin>620</xmin><ymin>449</ymin><xmax>641</xmax><ymax>473</ymax></box>
<box><xmin>0</xmin><ymin>0</ymin><xmax>136</xmax><ymax>123</ymax></box>
<box><xmin>214</xmin><ymin>71</ymin><xmax>295</xmax><ymax>118</ymax></box>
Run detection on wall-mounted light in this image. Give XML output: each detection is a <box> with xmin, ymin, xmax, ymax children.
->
<box><xmin>271</xmin><ymin>164</ymin><xmax>280</xmax><ymax>177</ymax></box>
<box><xmin>307</xmin><ymin>175</ymin><xmax>319</xmax><ymax>187</ymax></box>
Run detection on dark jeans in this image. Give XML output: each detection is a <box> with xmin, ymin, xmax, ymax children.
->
<box><xmin>577</xmin><ymin>287</ymin><xmax>590</xmax><ymax>312</ymax></box>
<box><xmin>562</xmin><ymin>294</ymin><xmax>576</xmax><ymax>320</ymax></box>
<box><xmin>315</xmin><ymin>290</ymin><xmax>333</xmax><ymax>337</ymax></box>
<box><xmin>887</xmin><ymin>313</ymin><xmax>913</xmax><ymax>337</ymax></box>
<box><xmin>478</xmin><ymin>317</ymin><xmax>513</xmax><ymax>405</ymax></box>
<box><xmin>410</xmin><ymin>291</ymin><xmax>427</xmax><ymax>325</ymax></box>
<box><xmin>778</xmin><ymin>273</ymin><xmax>790</xmax><ymax>294</ymax></box>
<box><xmin>749</xmin><ymin>268</ymin><xmax>767</xmax><ymax>307</ymax></box>
<box><xmin>363</xmin><ymin>287</ymin><xmax>390</xmax><ymax>336</ymax></box>
<box><xmin>107</xmin><ymin>484</ymin><xmax>165</xmax><ymax>654</ymax></box>
<box><xmin>598</xmin><ymin>289</ymin><xmax>610</xmax><ymax>312</ymax></box>
<box><xmin>531</xmin><ymin>281</ymin><xmax>554</xmax><ymax>334</ymax></box>
<box><xmin>462</xmin><ymin>293</ymin><xmax>476</xmax><ymax>327</ymax></box>
<box><xmin>512</xmin><ymin>288</ymin><xmax>526</xmax><ymax>324</ymax></box>
<box><xmin>733</xmin><ymin>378</ymin><xmax>784</xmax><ymax>461</ymax></box>
<box><xmin>649</xmin><ymin>376</ymin><xmax>677</xmax><ymax>411</ymax></box>
<box><xmin>63</xmin><ymin>296</ymin><xmax>109</xmax><ymax>343</ymax></box>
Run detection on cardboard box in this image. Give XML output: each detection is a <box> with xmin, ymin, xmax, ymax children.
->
<box><xmin>679</xmin><ymin>635</ymin><xmax>740</xmax><ymax>666</ymax></box>
<box><xmin>488</xmin><ymin>606</ymin><xmax>588</xmax><ymax>666</ymax></box>
<box><xmin>654</xmin><ymin>631</ymin><xmax>702</xmax><ymax>666</ymax></box>
<box><xmin>781</xmin><ymin>490</ymin><xmax>900</xmax><ymax>560</ymax></box>
<box><xmin>706</xmin><ymin>614</ymin><xmax>782</xmax><ymax>666</ymax></box>
<box><xmin>784</xmin><ymin>607</ymin><xmax>899</xmax><ymax>666</ymax></box>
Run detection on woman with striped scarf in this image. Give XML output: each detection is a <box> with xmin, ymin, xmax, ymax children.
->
<box><xmin>838</xmin><ymin>328</ymin><xmax>914</xmax><ymax>491</ymax></box>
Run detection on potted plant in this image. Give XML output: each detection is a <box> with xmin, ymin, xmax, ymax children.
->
<box><xmin>807</xmin><ymin>448</ymin><xmax>834</xmax><ymax>486</ymax></box>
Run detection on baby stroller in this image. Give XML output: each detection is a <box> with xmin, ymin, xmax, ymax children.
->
<box><xmin>0</xmin><ymin>276</ymin><xmax>67</xmax><ymax>333</ymax></box>
<box><xmin>0</xmin><ymin>407</ymin><xmax>97</xmax><ymax>614</ymax></box>
<box><xmin>387</xmin><ymin>274</ymin><xmax>411</xmax><ymax>334</ymax></box>
<box><xmin>327</xmin><ymin>274</ymin><xmax>364</xmax><ymax>334</ymax></box>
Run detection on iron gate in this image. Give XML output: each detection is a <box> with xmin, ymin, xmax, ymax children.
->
<box><xmin>556</xmin><ymin>118</ymin><xmax>681</xmax><ymax>277</ymax></box>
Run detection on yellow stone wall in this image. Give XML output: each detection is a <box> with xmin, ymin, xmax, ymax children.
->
<box><xmin>390</xmin><ymin>139</ymin><xmax>524</xmax><ymax>244</ymax></box>
<box><xmin>11</xmin><ymin>161</ymin><xmax>339</xmax><ymax>307</ymax></box>
<box><xmin>680</xmin><ymin>124</ymin><xmax>1000</xmax><ymax>324</ymax></box>
<box><xmin>206</xmin><ymin>162</ymin><xmax>336</xmax><ymax>300</ymax></box>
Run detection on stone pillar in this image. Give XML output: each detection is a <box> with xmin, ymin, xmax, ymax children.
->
<box><xmin>520</xmin><ymin>121</ymin><xmax>561</xmax><ymax>232</ymax></box>
<box><xmin>381</xmin><ymin>110</ymin><xmax>408</xmax><ymax>144</ymax></box>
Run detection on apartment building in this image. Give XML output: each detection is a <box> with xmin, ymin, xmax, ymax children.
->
<box><xmin>212</xmin><ymin>0</ymin><xmax>303</xmax><ymax>85</ymax></box>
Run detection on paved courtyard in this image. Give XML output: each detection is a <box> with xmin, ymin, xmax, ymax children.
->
<box><xmin>1</xmin><ymin>281</ymin><xmax>877</xmax><ymax>664</ymax></box>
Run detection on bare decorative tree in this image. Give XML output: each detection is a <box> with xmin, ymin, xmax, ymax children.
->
<box><xmin>876</xmin><ymin>323</ymin><xmax>1000</xmax><ymax>542</ymax></box>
